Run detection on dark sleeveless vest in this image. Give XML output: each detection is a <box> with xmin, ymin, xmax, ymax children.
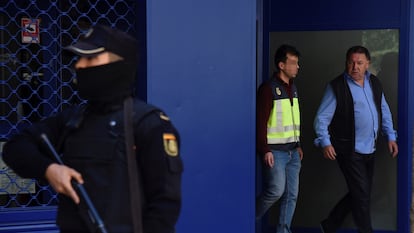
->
<box><xmin>329</xmin><ymin>74</ymin><xmax>383</xmax><ymax>154</ymax></box>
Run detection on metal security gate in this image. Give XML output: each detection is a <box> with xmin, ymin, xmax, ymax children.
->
<box><xmin>0</xmin><ymin>0</ymin><xmax>138</xmax><ymax>231</ymax></box>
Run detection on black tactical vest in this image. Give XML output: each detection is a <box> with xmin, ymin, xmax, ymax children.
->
<box><xmin>57</xmin><ymin>100</ymin><xmax>157</xmax><ymax>232</ymax></box>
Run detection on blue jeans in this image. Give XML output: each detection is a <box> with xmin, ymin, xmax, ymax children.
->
<box><xmin>256</xmin><ymin>149</ymin><xmax>301</xmax><ymax>233</ymax></box>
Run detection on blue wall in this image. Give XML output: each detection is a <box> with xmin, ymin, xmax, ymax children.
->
<box><xmin>267</xmin><ymin>0</ymin><xmax>401</xmax><ymax>30</ymax></box>
<box><xmin>146</xmin><ymin>1</ymin><xmax>257</xmax><ymax>232</ymax></box>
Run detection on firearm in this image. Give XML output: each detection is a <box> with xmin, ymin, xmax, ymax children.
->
<box><xmin>40</xmin><ymin>133</ymin><xmax>108</xmax><ymax>233</ymax></box>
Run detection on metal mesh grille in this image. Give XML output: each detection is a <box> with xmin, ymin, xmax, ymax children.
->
<box><xmin>0</xmin><ymin>0</ymin><xmax>137</xmax><ymax>210</ymax></box>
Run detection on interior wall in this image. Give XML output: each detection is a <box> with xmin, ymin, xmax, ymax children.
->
<box><xmin>268</xmin><ymin>30</ymin><xmax>399</xmax><ymax>231</ymax></box>
<box><xmin>146</xmin><ymin>1</ymin><xmax>257</xmax><ymax>232</ymax></box>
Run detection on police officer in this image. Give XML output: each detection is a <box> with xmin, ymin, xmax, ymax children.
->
<box><xmin>2</xmin><ymin>24</ymin><xmax>183</xmax><ymax>233</ymax></box>
<box><xmin>256</xmin><ymin>44</ymin><xmax>303</xmax><ymax>233</ymax></box>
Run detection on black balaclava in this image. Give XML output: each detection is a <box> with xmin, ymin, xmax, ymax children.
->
<box><xmin>75</xmin><ymin>60</ymin><xmax>136</xmax><ymax>106</ymax></box>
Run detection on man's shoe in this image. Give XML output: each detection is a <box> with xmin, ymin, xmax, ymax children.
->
<box><xmin>319</xmin><ymin>219</ymin><xmax>332</xmax><ymax>233</ymax></box>
<box><xmin>319</xmin><ymin>223</ymin><xmax>326</xmax><ymax>233</ymax></box>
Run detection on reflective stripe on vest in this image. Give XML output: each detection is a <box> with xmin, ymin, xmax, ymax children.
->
<box><xmin>267</xmin><ymin>98</ymin><xmax>300</xmax><ymax>144</ymax></box>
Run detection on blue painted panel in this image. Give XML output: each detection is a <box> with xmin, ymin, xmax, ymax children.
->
<box><xmin>0</xmin><ymin>208</ymin><xmax>56</xmax><ymax>225</ymax></box>
<box><xmin>396</xmin><ymin>1</ymin><xmax>414</xmax><ymax>233</ymax></box>
<box><xmin>268</xmin><ymin>0</ymin><xmax>401</xmax><ymax>30</ymax></box>
<box><xmin>147</xmin><ymin>0</ymin><xmax>256</xmax><ymax>232</ymax></box>
<box><xmin>0</xmin><ymin>208</ymin><xmax>58</xmax><ymax>232</ymax></box>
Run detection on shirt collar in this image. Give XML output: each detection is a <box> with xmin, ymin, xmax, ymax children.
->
<box><xmin>344</xmin><ymin>71</ymin><xmax>371</xmax><ymax>84</ymax></box>
<box><xmin>274</xmin><ymin>72</ymin><xmax>293</xmax><ymax>86</ymax></box>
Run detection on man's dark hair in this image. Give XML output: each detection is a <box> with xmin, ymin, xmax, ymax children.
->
<box><xmin>274</xmin><ymin>44</ymin><xmax>300</xmax><ymax>71</ymax></box>
<box><xmin>346</xmin><ymin>45</ymin><xmax>371</xmax><ymax>61</ymax></box>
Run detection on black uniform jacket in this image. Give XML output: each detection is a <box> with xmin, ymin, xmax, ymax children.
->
<box><xmin>2</xmin><ymin>98</ymin><xmax>183</xmax><ymax>233</ymax></box>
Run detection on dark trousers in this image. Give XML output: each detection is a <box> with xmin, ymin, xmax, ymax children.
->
<box><xmin>323</xmin><ymin>152</ymin><xmax>375</xmax><ymax>233</ymax></box>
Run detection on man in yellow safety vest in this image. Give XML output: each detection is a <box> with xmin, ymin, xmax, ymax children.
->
<box><xmin>256</xmin><ymin>44</ymin><xmax>303</xmax><ymax>233</ymax></box>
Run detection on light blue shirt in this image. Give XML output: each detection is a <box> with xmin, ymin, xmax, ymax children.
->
<box><xmin>314</xmin><ymin>72</ymin><xmax>397</xmax><ymax>154</ymax></box>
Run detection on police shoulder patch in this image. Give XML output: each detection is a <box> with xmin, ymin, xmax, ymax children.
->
<box><xmin>163</xmin><ymin>133</ymin><xmax>178</xmax><ymax>157</ymax></box>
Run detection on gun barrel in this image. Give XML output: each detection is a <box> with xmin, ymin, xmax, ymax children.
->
<box><xmin>40</xmin><ymin>133</ymin><xmax>108</xmax><ymax>233</ymax></box>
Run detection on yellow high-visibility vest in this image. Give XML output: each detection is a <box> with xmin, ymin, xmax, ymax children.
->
<box><xmin>267</xmin><ymin>97</ymin><xmax>300</xmax><ymax>144</ymax></box>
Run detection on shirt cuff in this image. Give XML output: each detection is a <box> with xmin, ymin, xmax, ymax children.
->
<box><xmin>314</xmin><ymin>137</ymin><xmax>332</xmax><ymax>147</ymax></box>
<box><xmin>387</xmin><ymin>131</ymin><xmax>397</xmax><ymax>141</ymax></box>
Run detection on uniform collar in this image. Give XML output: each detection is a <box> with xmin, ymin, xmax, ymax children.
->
<box><xmin>274</xmin><ymin>72</ymin><xmax>293</xmax><ymax>86</ymax></box>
